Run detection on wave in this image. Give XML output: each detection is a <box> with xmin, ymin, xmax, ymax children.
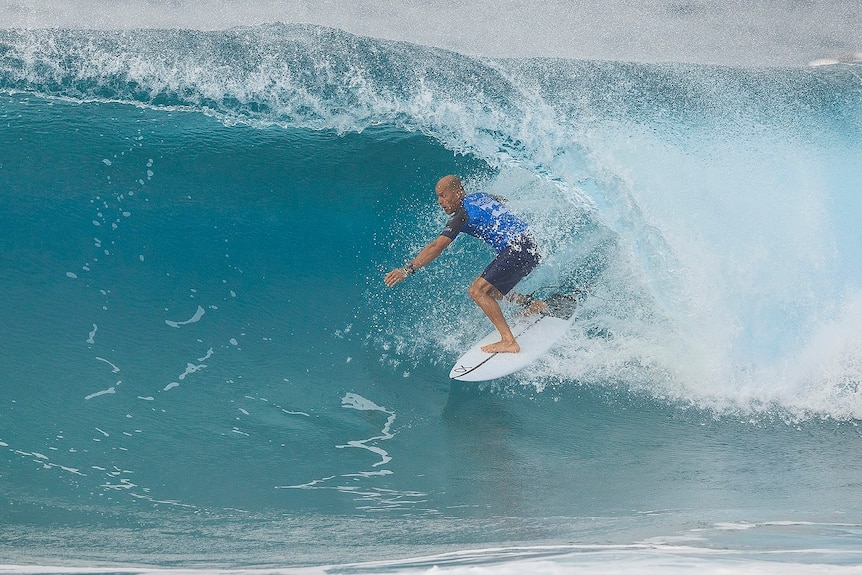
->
<box><xmin>2</xmin><ymin>25</ymin><xmax>862</xmax><ymax>419</ymax></box>
<box><xmin>2</xmin><ymin>25</ymin><xmax>859</xmax><ymax>131</ymax></box>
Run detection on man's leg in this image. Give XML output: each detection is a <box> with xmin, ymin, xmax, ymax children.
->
<box><xmin>504</xmin><ymin>291</ymin><xmax>548</xmax><ymax>315</ymax></box>
<box><xmin>469</xmin><ymin>277</ymin><xmax>520</xmax><ymax>353</ymax></box>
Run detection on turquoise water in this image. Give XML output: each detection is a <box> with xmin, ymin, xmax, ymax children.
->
<box><xmin>1</xmin><ymin>24</ymin><xmax>862</xmax><ymax>574</ymax></box>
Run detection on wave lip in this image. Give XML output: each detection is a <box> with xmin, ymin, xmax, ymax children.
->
<box><xmin>0</xmin><ymin>25</ymin><xmax>508</xmax><ymax>133</ymax></box>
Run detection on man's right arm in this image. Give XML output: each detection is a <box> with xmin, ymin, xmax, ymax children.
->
<box><xmin>384</xmin><ymin>235</ymin><xmax>452</xmax><ymax>287</ymax></box>
<box><xmin>384</xmin><ymin>204</ymin><xmax>465</xmax><ymax>287</ymax></box>
<box><xmin>411</xmin><ymin>235</ymin><xmax>452</xmax><ymax>269</ymax></box>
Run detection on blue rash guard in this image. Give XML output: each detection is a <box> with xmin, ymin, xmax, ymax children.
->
<box><xmin>441</xmin><ymin>193</ymin><xmax>529</xmax><ymax>253</ymax></box>
<box><xmin>440</xmin><ymin>193</ymin><xmax>540</xmax><ymax>295</ymax></box>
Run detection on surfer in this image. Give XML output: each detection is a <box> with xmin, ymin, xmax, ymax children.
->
<box><xmin>384</xmin><ymin>175</ymin><xmax>544</xmax><ymax>353</ymax></box>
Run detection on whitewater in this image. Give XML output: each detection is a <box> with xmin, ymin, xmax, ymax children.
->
<box><xmin>1</xmin><ymin>2</ymin><xmax>861</xmax><ymax>574</ymax></box>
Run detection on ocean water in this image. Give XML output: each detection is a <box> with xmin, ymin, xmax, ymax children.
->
<box><xmin>1</xmin><ymin>10</ymin><xmax>862</xmax><ymax>575</ymax></box>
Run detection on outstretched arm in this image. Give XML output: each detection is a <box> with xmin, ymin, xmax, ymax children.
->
<box><xmin>384</xmin><ymin>235</ymin><xmax>452</xmax><ymax>287</ymax></box>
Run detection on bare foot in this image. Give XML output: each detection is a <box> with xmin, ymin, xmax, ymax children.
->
<box><xmin>482</xmin><ymin>339</ymin><xmax>520</xmax><ymax>353</ymax></box>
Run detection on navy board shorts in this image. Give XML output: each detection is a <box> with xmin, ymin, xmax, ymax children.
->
<box><xmin>480</xmin><ymin>234</ymin><xmax>541</xmax><ymax>295</ymax></box>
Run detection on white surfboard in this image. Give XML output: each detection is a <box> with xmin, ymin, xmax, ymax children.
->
<box><xmin>449</xmin><ymin>294</ymin><xmax>578</xmax><ymax>382</ymax></box>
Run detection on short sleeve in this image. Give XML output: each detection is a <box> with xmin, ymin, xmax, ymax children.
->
<box><xmin>441</xmin><ymin>205</ymin><xmax>468</xmax><ymax>240</ymax></box>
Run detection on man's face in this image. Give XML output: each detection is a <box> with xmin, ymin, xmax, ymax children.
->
<box><xmin>436</xmin><ymin>186</ymin><xmax>461</xmax><ymax>214</ymax></box>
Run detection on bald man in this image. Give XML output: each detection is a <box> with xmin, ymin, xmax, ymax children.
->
<box><xmin>385</xmin><ymin>175</ymin><xmax>543</xmax><ymax>353</ymax></box>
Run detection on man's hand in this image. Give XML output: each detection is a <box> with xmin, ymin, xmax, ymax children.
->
<box><xmin>384</xmin><ymin>268</ymin><xmax>408</xmax><ymax>287</ymax></box>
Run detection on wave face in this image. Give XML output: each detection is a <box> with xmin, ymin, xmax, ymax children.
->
<box><xmin>1</xmin><ymin>25</ymin><xmax>862</xmax><ymax>571</ymax></box>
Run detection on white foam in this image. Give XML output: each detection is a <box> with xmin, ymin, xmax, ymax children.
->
<box><xmin>276</xmin><ymin>475</ymin><xmax>336</xmax><ymax>489</ymax></box>
<box><xmin>86</xmin><ymin>324</ymin><xmax>97</xmax><ymax>344</ymax></box>
<box><xmin>165</xmin><ymin>305</ymin><xmax>205</xmax><ymax>328</ymax></box>
<box><xmin>95</xmin><ymin>356</ymin><xmax>119</xmax><ymax>373</ymax></box>
<box><xmin>84</xmin><ymin>386</ymin><xmax>115</xmax><ymax>400</ymax></box>
<box><xmin>338</xmin><ymin>393</ymin><xmax>396</xmax><ymax>468</ymax></box>
<box><xmin>178</xmin><ymin>362</ymin><xmax>206</xmax><ymax>380</ymax></box>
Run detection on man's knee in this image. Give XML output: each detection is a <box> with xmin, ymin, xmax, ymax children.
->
<box><xmin>469</xmin><ymin>278</ymin><xmax>499</xmax><ymax>302</ymax></box>
<box><xmin>468</xmin><ymin>280</ymin><xmax>484</xmax><ymax>302</ymax></box>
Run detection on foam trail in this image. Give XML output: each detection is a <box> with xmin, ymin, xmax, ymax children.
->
<box><xmin>338</xmin><ymin>393</ymin><xmax>396</xmax><ymax>467</ymax></box>
<box><xmin>165</xmin><ymin>306</ymin><xmax>205</xmax><ymax>328</ymax></box>
<box><xmin>84</xmin><ymin>386</ymin><xmax>116</xmax><ymax>400</ymax></box>
<box><xmin>95</xmin><ymin>357</ymin><xmax>119</xmax><ymax>373</ymax></box>
<box><xmin>178</xmin><ymin>362</ymin><xmax>206</xmax><ymax>380</ymax></box>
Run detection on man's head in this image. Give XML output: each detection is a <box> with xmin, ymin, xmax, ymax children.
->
<box><xmin>435</xmin><ymin>175</ymin><xmax>465</xmax><ymax>214</ymax></box>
